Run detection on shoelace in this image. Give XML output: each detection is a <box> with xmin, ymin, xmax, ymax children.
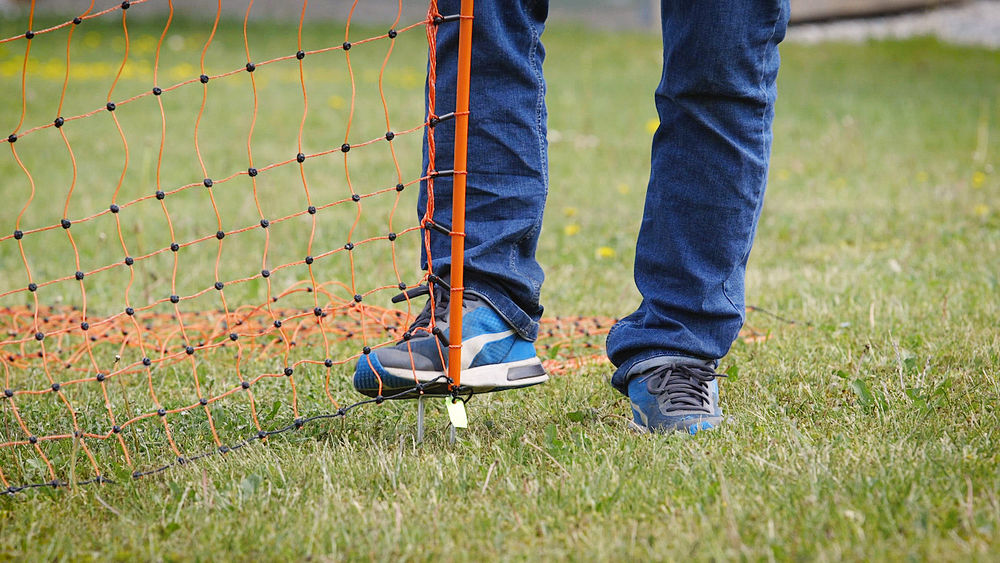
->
<box><xmin>391</xmin><ymin>283</ymin><xmax>450</xmax><ymax>336</ymax></box>
<box><xmin>645</xmin><ymin>364</ymin><xmax>726</xmax><ymax>413</ymax></box>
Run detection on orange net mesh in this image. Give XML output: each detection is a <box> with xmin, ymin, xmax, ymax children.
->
<box><xmin>0</xmin><ymin>0</ymin><xmax>614</xmax><ymax>494</ymax></box>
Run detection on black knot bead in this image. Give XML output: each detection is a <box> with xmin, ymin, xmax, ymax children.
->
<box><xmin>344</xmin><ymin>242</ymin><xmax>354</xmax><ymax>251</ymax></box>
<box><xmin>73</xmin><ymin>16</ymin><xmax>82</xmax><ymax>25</ymax></box>
<box><xmin>74</xmin><ymin>430</ymin><xmax>82</xmax><ymax>438</ymax></box>
<box><xmin>388</xmin><ymin>28</ymin><xmax>398</xmax><ymax>38</ymax></box>
<box><xmin>362</xmin><ymin>346</ymin><xmax>371</xmax><ymax>355</ymax></box>
<box><xmin>247</xmin><ymin>167</ymin><xmax>258</xmax><ymax>177</ymax></box>
<box><xmin>199</xmin><ymin>397</ymin><xmax>208</xmax><ymax>406</ymax></box>
<box><xmin>216</xmin><ymin>230</ymin><xmax>225</xmax><ymax>239</ymax></box>
<box><xmin>170</xmin><ymin>242</ymin><xmax>179</xmax><ymax>252</ymax></box>
<box><xmin>80</xmin><ymin>322</ymin><xmax>89</xmax><ymax>331</ymax></box>
<box><xmin>109</xmin><ymin>203</ymin><xmax>120</xmax><ymax>213</ymax></box>
<box><xmin>429</xmin><ymin>116</ymin><xmax>440</xmax><ymax>127</ymax></box>
<box><xmin>241</xmin><ymin>380</ymin><xmax>250</xmax><ymax>389</ymax></box>
<box><xmin>124</xmin><ymin>256</ymin><xmax>134</xmax><ymax>266</ymax></box>
<box><xmin>155</xmin><ymin>190</ymin><xmax>165</xmax><ymax>199</ymax></box>
<box><xmin>75</xmin><ymin>271</ymin><xmax>85</xmax><ymax>280</ymax></box>
<box><xmin>142</xmin><ymin>357</ymin><xmax>151</xmax><ymax>366</ymax></box>
<box><xmin>3</xmin><ymin>389</ymin><xmax>13</xmax><ymax>398</ymax></box>
<box><xmin>125</xmin><ymin>307</ymin><xmax>134</xmax><ymax>316</ymax></box>
<box><xmin>283</xmin><ymin>367</ymin><xmax>294</xmax><ymax>377</ymax></box>
<box><xmin>112</xmin><ymin>425</ymin><xmax>121</xmax><ymax>433</ymax></box>
<box><xmin>106</xmin><ymin>102</ymin><xmax>116</xmax><ymax>112</ymax></box>
<box><xmin>51</xmin><ymin>383</ymin><xmax>60</xmax><ymax>392</ymax></box>
<box><xmin>27</xmin><ymin>283</ymin><xmax>37</xmax><ymax>292</ymax></box>
<box><xmin>152</xmin><ymin>86</ymin><xmax>162</xmax><ymax>95</ymax></box>
<box><xmin>157</xmin><ymin>408</ymin><xmax>166</xmax><ymax>416</ymax></box>
<box><xmin>432</xmin><ymin>326</ymin><xmax>443</xmax><ymax>336</ymax></box>
<box><xmin>220</xmin><ymin>446</ymin><xmax>230</xmax><ymax>454</ymax></box>
<box><xmin>324</xmin><ymin>358</ymin><xmax>333</xmax><ymax>368</ymax></box>
<box><xmin>387</xmin><ymin>232</ymin><xmax>397</xmax><ymax>241</ymax></box>
<box><xmin>246</xmin><ymin>62</ymin><xmax>255</xmax><ymax>72</ymax></box>
<box><xmin>258</xmin><ymin>430</ymin><xmax>267</xmax><ymax>439</ymax></box>
<box><xmin>261</xmin><ymin>269</ymin><xmax>270</xmax><ymax>278</ymax></box>
<box><xmin>375</xmin><ymin>395</ymin><xmax>384</xmax><ymax>405</ymax></box>
<box><xmin>273</xmin><ymin>320</ymin><xmax>282</xmax><ymax>328</ymax></box>
<box><xmin>260</xmin><ymin>219</ymin><xmax>269</xmax><ymax>229</ymax></box>
<box><xmin>351</xmin><ymin>194</ymin><xmax>361</xmax><ymax>202</ymax></box>
<box><xmin>313</xmin><ymin>307</ymin><xmax>323</xmax><ymax>317</ymax></box>
<box><xmin>185</xmin><ymin>345</ymin><xmax>194</xmax><ymax>355</ymax></box>
<box><xmin>54</xmin><ymin>116</ymin><xmax>65</xmax><ymax>128</ymax></box>
<box><xmin>199</xmin><ymin>74</ymin><xmax>209</xmax><ymax>84</ymax></box>
<box><xmin>385</xmin><ymin>131</ymin><xmax>395</xmax><ymax>141</ymax></box>
<box><xmin>25</xmin><ymin>30</ymin><xmax>34</xmax><ymax>40</ymax></box>
<box><xmin>296</xmin><ymin>152</ymin><xmax>305</xmax><ymax>163</ymax></box>
<box><xmin>229</xmin><ymin>333</ymin><xmax>238</xmax><ymax>341</ymax></box>
<box><xmin>29</xmin><ymin>436</ymin><xmax>38</xmax><ymax>444</ymax></box>
<box><xmin>6</xmin><ymin>134</ymin><xmax>15</xmax><ymax>143</ymax></box>
<box><xmin>203</xmin><ymin>178</ymin><xmax>213</xmax><ymax>188</ymax></box>
<box><xmin>177</xmin><ymin>457</ymin><xmax>186</xmax><ymax>465</ymax></box>
<box><xmin>337</xmin><ymin>407</ymin><xmax>347</xmax><ymax>416</ymax></box>
<box><xmin>398</xmin><ymin>282</ymin><xmax>407</xmax><ymax>290</ymax></box>
<box><xmin>96</xmin><ymin>373</ymin><xmax>105</xmax><ymax>382</ymax></box>
<box><xmin>61</xmin><ymin>218</ymin><xmax>71</xmax><ymax>229</ymax></box>
<box><xmin>296</xmin><ymin>50</ymin><xmax>306</xmax><ymax>60</ymax></box>
<box><xmin>304</xmin><ymin>256</ymin><xmax>313</xmax><ymax>265</ymax></box>
<box><xmin>341</xmin><ymin>143</ymin><xmax>351</xmax><ymax>153</ymax></box>
<box><xmin>121</xmin><ymin>1</ymin><xmax>130</xmax><ymax>9</ymax></box>
<box><xmin>294</xmin><ymin>418</ymin><xmax>304</xmax><ymax>428</ymax></box>
<box><xmin>395</xmin><ymin>183</ymin><xmax>405</xmax><ymax>192</ymax></box>
<box><xmin>169</xmin><ymin>294</ymin><xmax>179</xmax><ymax>304</ymax></box>
<box><xmin>342</xmin><ymin>41</ymin><xmax>352</xmax><ymax>51</ymax></box>
<box><xmin>34</xmin><ymin>332</ymin><xmax>44</xmax><ymax>341</ymax></box>
<box><xmin>353</xmin><ymin>294</ymin><xmax>363</xmax><ymax>303</ymax></box>
<box><xmin>13</xmin><ymin>230</ymin><xmax>23</xmax><ymax>240</ymax></box>
<box><xmin>401</xmin><ymin>331</ymin><xmax>411</xmax><ymax>341</ymax></box>
<box><xmin>307</xmin><ymin>205</ymin><xmax>316</xmax><ymax>215</ymax></box>
<box><xmin>214</xmin><ymin>281</ymin><xmax>224</xmax><ymax>290</ymax></box>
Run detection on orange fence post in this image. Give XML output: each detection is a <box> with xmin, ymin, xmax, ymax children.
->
<box><xmin>447</xmin><ymin>0</ymin><xmax>474</xmax><ymax>390</ymax></box>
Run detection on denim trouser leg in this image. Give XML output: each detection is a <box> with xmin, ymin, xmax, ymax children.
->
<box><xmin>607</xmin><ymin>0</ymin><xmax>791</xmax><ymax>394</ymax></box>
<box><xmin>420</xmin><ymin>0</ymin><xmax>550</xmax><ymax>341</ymax></box>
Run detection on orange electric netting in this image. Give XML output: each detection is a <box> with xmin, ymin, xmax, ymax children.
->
<box><xmin>0</xmin><ymin>0</ymin><xmax>610</xmax><ymax>495</ymax></box>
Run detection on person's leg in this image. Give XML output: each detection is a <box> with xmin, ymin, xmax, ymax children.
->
<box><xmin>354</xmin><ymin>0</ymin><xmax>551</xmax><ymax>397</ymax></box>
<box><xmin>606</xmin><ymin>0</ymin><xmax>790</xmax><ymax>430</ymax></box>
<box><xmin>419</xmin><ymin>0</ymin><xmax>550</xmax><ymax>341</ymax></box>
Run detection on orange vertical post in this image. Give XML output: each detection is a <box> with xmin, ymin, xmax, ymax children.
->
<box><xmin>447</xmin><ymin>0</ymin><xmax>474</xmax><ymax>389</ymax></box>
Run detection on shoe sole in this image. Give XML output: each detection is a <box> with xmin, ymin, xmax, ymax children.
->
<box><xmin>364</xmin><ymin>357</ymin><xmax>548</xmax><ymax>398</ymax></box>
<box><xmin>629</xmin><ymin>417</ymin><xmax>722</xmax><ymax>435</ymax></box>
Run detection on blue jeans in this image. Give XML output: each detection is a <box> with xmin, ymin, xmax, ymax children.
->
<box><xmin>423</xmin><ymin>0</ymin><xmax>789</xmax><ymax>394</ymax></box>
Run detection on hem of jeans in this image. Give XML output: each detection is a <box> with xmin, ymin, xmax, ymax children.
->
<box><xmin>611</xmin><ymin>352</ymin><xmax>718</xmax><ymax>396</ymax></box>
<box><xmin>463</xmin><ymin>282</ymin><xmax>539</xmax><ymax>342</ymax></box>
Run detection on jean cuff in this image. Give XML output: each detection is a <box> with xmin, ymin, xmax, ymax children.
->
<box><xmin>463</xmin><ymin>281</ymin><xmax>539</xmax><ymax>342</ymax></box>
<box><xmin>611</xmin><ymin>353</ymin><xmax>718</xmax><ymax>396</ymax></box>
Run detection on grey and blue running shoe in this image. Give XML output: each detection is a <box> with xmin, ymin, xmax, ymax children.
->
<box><xmin>353</xmin><ymin>283</ymin><xmax>548</xmax><ymax>398</ymax></box>
<box><xmin>627</xmin><ymin>363</ymin><xmax>725</xmax><ymax>435</ymax></box>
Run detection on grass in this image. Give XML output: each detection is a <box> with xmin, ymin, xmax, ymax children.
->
<box><xmin>2</xmin><ymin>8</ymin><xmax>1000</xmax><ymax>562</ymax></box>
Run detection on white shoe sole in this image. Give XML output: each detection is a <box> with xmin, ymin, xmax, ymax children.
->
<box><xmin>383</xmin><ymin>357</ymin><xmax>548</xmax><ymax>393</ymax></box>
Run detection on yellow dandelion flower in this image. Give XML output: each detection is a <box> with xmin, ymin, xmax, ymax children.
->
<box><xmin>564</xmin><ymin>224</ymin><xmax>581</xmax><ymax>236</ymax></box>
<box><xmin>563</xmin><ymin>207</ymin><xmax>577</xmax><ymax>217</ymax></box>
<box><xmin>645</xmin><ymin>119</ymin><xmax>659</xmax><ymax>135</ymax></box>
<box><xmin>972</xmin><ymin>171</ymin><xmax>986</xmax><ymax>188</ymax></box>
<box><xmin>596</xmin><ymin>246</ymin><xmax>616</xmax><ymax>259</ymax></box>
<box><xmin>973</xmin><ymin>203</ymin><xmax>990</xmax><ymax>217</ymax></box>
<box><xmin>617</xmin><ymin>183</ymin><xmax>630</xmax><ymax>195</ymax></box>
<box><xmin>776</xmin><ymin>169</ymin><xmax>790</xmax><ymax>181</ymax></box>
<box><xmin>327</xmin><ymin>95</ymin><xmax>345</xmax><ymax>109</ymax></box>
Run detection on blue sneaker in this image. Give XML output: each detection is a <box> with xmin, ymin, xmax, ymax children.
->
<box><xmin>627</xmin><ymin>363</ymin><xmax>725</xmax><ymax>435</ymax></box>
<box><xmin>353</xmin><ymin>283</ymin><xmax>548</xmax><ymax>398</ymax></box>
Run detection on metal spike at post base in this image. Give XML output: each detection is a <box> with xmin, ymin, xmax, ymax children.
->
<box><xmin>416</xmin><ymin>394</ymin><xmax>426</xmax><ymax>444</ymax></box>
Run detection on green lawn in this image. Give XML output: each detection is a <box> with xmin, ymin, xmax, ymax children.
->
<box><xmin>2</xmin><ymin>8</ymin><xmax>1000</xmax><ymax>562</ymax></box>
